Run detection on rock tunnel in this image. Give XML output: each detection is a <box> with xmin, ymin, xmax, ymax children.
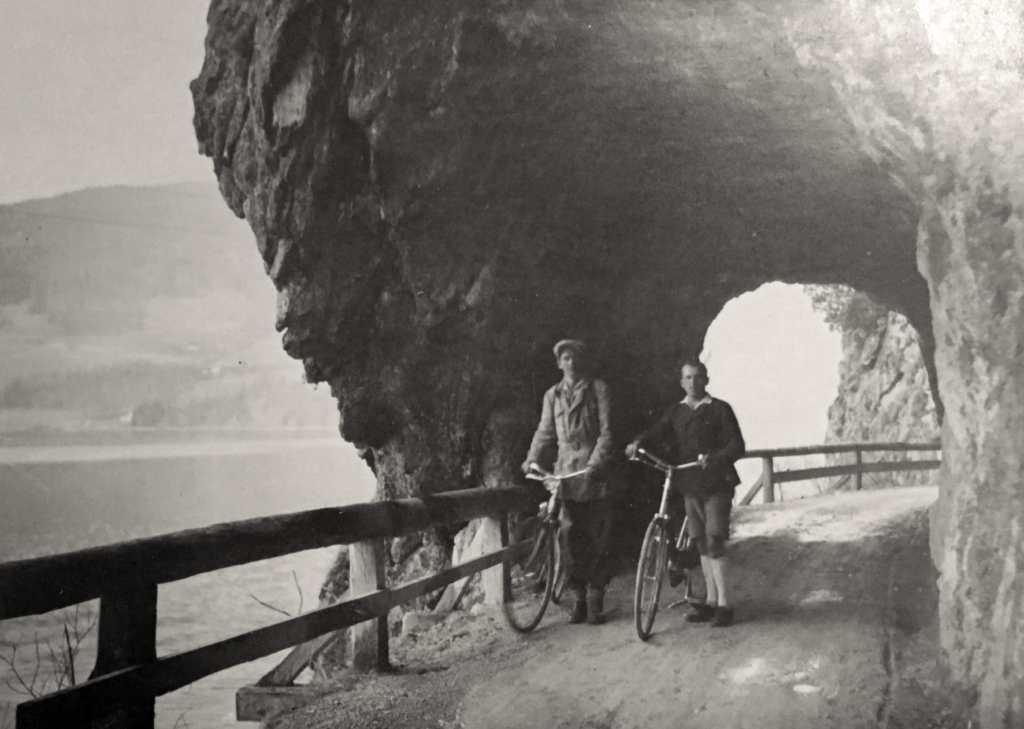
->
<box><xmin>191</xmin><ymin>0</ymin><xmax>1024</xmax><ymax>724</ymax></box>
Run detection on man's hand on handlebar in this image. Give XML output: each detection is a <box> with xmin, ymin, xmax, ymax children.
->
<box><xmin>625</xmin><ymin>441</ymin><xmax>640</xmax><ymax>459</ymax></box>
<box><xmin>525</xmin><ymin>462</ymin><xmax>558</xmax><ymax>492</ymax></box>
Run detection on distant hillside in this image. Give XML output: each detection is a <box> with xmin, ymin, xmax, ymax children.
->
<box><xmin>0</xmin><ymin>183</ymin><xmax>268</xmax><ymax>338</ymax></box>
<box><xmin>0</xmin><ymin>183</ymin><xmax>337</xmax><ymax>433</ymax></box>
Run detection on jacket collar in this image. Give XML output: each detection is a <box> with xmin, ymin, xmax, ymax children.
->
<box><xmin>557</xmin><ymin>377</ymin><xmax>591</xmax><ymax>414</ymax></box>
<box><xmin>556</xmin><ymin>376</ymin><xmax>590</xmax><ymax>396</ymax></box>
<box><xmin>681</xmin><ymin>393</ymin><xmax>713</xmax><ymax>410</ymax></box>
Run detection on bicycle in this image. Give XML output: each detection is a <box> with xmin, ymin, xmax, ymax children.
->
<box><xmin>630</xmin><ymin>448</ymin><xmax>708</xmax><ymax>641</ymax></box>
<box><xmin>528</xmin><ymin>465</ymin><xmax>574</xmax><ymax>603</ymax></box>
<box><xmin>501</xmin><ymin>465</ymin><xmax>585</xmax><ymax>633</ymax></box>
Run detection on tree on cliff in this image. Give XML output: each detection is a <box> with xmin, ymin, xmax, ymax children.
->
<box><xmin>804</xmin><ymin>284</ymin><xmax>887</xmax><ymax>336</ymax></box>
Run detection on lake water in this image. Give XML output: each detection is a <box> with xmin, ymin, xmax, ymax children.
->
<box><xmin>0</xmin><ymin>433</ymin><xmax>378</xmax><ymax>728</ymax></box>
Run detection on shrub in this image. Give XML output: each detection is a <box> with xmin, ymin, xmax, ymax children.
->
<box><xmin>804</xmin><ymin>284</ymin><xmax>888</xmax><ymax>335</ymax></box>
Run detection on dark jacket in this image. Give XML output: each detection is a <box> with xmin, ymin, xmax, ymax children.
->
<box><xmin>637</xmin><ymin>396</ymin><xmax>745</xmax><ymax>496</ymax></box>
<box><xmin>524</xmin><ymin>377</ymin><xmax>616</xmax><ymax>501</ymax></box>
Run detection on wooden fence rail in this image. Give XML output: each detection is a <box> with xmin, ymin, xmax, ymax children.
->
<box><xmin>738</xmin><ymin>441</ymin><xmax>941</xmax><ymax>505</ymax></box>
<box><xmin>1</xmin><ymin>484</ymin><xmax>542</xmax><ymax>729</ymax></box>
<box><xmin>1</xmin><ymin>440</ymin><xmax>943</xmax><ymax>728</ymax></box>
<box><xmin>0</xmin><ymin>486</ymin><xmax>538</xmax><ymax>620</ymax></box>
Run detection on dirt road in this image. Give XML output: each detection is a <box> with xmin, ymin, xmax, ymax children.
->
<box><xmin>269</xmin><ymin>487</ymin><xmax>961</xmax><ymax>729</ymax></box>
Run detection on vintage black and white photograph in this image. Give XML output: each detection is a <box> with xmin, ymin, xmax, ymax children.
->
<box><xmin>1</xmin><ymin>1</ymin><xmax>1020</xmax><ymax>728</ymax></box>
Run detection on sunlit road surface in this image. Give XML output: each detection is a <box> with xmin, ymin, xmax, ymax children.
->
<box><xmin>459</xmin><ymin>487</ymin><xmax>939</xmax><ymax>729</ymax></box>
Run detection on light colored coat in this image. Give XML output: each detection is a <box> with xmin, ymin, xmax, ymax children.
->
<box><xmin>525</xmin><ymin>377</ymin><xmax>615</xmax><ymax>501</ymax></box>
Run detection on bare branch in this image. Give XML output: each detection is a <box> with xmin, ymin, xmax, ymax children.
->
<box><xmin>0</xmin><ymin>637</ymin><xmax>45</xmax><ymax>697</ymax></box>
<box><xmin>30</xmin><ymin>634</ymin><xmax>48</xmax><ymax>696</ymax></box>
<box><xmin>2</xmin><ymin>674</ymin><xmax>32</xmax><ymax>697</ymax></box>
<box><xmin>292</xmin><ymin>570</ymin><xmax>304</xmax><ymax>615</ymax></box>
<box><xmin>248</xmin><ymin>594</ymin><xmax>291</xmax><ymax>617</ymax></box>
<box><xmin>0</xmin><ymin>607</ymin><xmax>98</xmax><ymax>701</ymax></box>
<box><xmin>65</xmin><ymin>624</ymin><xmax>76</xmax><ymax>687</ymax></box>
<box><xmin>46</xmin><ymin>640</ymin><xmax>66</xmax><ymax>691</ymax></box>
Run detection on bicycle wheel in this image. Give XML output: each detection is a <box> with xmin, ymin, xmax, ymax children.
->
<box><xmin>550</xmin><ymin>527</ymin><xmax>570</xmax><ymax>604</ymax></box>
<box><xmin>634</xmin><ymin>519</ymin><xmax>670</xmax><ymax>641</ymax></box>
<box><xmin>503</xmin><ymin>520</ymin><xmax>555</xmax><ymax>633</ymax></box>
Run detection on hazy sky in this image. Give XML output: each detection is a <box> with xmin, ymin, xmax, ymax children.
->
<box><xmin>0</xmin><ymin>1</ymin><xmax>212</xmax><ymax>203</ymax></box>
<box><xmin>704</xmin><ymin>282</ymin><xmax>841</xmax><ymax>448</ymax></box>
<box><xmin>703</xmin><ymin>281</ymin><xmax>843</xmax><ymax>486</ymax></box>
<box><xmin>0</xmin><ymin>2</ymin><xmax>844</xmax><ymax>462</ymax></box>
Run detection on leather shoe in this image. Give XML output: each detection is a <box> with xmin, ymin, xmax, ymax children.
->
<box><xmin>710</xmin><ymin>606</ymin><xmax>734</xmax><ymax>627</ymax></box>
<box><xmin>568</xmin><ymin>588</ymin><xmax>587</xmax><ymax>624</ymax></box>
<box><xmin>685</xmin><ymin>602</ymin><xmax>716</xmax><ymax>623</ymax></box>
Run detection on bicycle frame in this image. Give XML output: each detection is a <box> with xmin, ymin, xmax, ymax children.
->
<box><xmin>631</xmin><ymin>448</ymin><xmax>705</xmax><ymax>639</ymax></box>
<box><xmin>633</xmin><ymin>448</ymin><xmax>701</xmax><ymax>541</ymax></box>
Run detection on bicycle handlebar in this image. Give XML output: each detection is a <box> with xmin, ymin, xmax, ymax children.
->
<box><xmin>630</xmin><ymin>447</ymin><xmax>703</xmax><ymax>473</ymax></box>
<box><xmin>526</xmin><ymin>464</ymin><xmax>589</xmax><ymax>481</ymax></box>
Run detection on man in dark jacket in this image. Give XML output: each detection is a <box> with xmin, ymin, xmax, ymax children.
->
<box><xmin>626</xmin><ymin>359</ymin><xmax>745</xmax><ymax>627</ymax></box>
<box><xmin>522</xmin><ymin>339</ymin><xmax>616</xmax><ymax>625</ymax></box>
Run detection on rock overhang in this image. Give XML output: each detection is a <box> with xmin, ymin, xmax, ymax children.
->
<box><xmin>194</xmin><ymin>0</ymin><xmax>930</xmax><ymax>386</ymax></box>
<box><xmin>193</xmin><ymin>0</ymin><xmax>1024</xmax><ymax>724</ymax></box>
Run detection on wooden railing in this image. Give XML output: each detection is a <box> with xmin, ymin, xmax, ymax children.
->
<box><xmin>1</xmin><ymin>440</ymin><xmax>943</xmax><ymax>728</ymax></box>
<box><xmin>0</xmin><ymin>485</ymin><xmax>542</xmax><ymax>729</ymax></box>
<box><xmin>738</xmin><ymin>441</ymin><xmax>942</xmax><ymax>505</ymax></box>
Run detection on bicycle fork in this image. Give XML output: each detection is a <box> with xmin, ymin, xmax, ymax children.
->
<box><xmin>657</xmin><ymin>472</ymin><xmax>696</xmax><ymax>554</ymax></box>
<box><xmin>653</xmin><ymin>474</ymin><xmax>682</xmax><ymax>547</ymax></box>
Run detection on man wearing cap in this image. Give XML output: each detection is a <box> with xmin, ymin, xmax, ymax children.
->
<box><xmin>522</xmin><ymin>339</ymin><xmax>616</xmax><ymax>625</ymax></box>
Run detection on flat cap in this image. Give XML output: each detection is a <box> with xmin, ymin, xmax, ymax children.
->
<box><xmin>553</xmin><ymin>339</ymin><xmax>586</xmax><ymax>357</ymax></box>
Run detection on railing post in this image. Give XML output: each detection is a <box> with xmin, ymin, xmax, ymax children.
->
<box><xmin>479</xmin><ymin>516</ymin><xmax>507</xmax><ymax>606</ymax></box>
<box><xmin>88</xmin><ymin>583</ymin><xmax>158</xmax><ymax>729</ymax></box>
<box><xmin>348</xmin><ymin>539</ymin><xmax>389</xmax><ymax>672</ymax></box>
<box><xmin>762</xmin><ymin>457</ymin><xmax>775</xmax><ymax>503</ymax></box>
<box><xmin>855</xmin><ymin>449</ymin><xmax>863</xmax><ymax>491</ymax></box>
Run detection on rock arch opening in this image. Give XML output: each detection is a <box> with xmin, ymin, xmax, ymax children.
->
<box><xmin>698</xmin><ymin>281</ymin><xmax>842</xmax><ymax>492</ymax></box>
<box><xmin>700</xmin><ymin>282</ymin><xmax>842</xmax><ymax>449</ymax></box>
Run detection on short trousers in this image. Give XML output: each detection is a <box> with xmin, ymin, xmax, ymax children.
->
<box><xmin>682</xmin><ymin>491</ymin><xmax>732</xmax><ymax>541</ymax></box>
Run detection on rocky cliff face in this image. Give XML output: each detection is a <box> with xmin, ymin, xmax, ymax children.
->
<box><xmin>826</xmin><ymin>313</ymin><xmax>938</xmax><ymax>446</ymax></box>
<box><xmin>191</xmin><ymin>0</ymin><xmax>930</xmax><ymax>597</ymax></box>
<box><xmin>788</xmin><ymin>2</ymin><xmax>1024</xmax><ymax>723</ymax></box>
<box><xmin>820</xmin><ymin>291</ymin><xmax>940</xmax><ymax>486</ymax></box>
<box><xmin>192</xmin><ymin>0</ymin><xmax>1024</xmax><ymax>723</ymax></box>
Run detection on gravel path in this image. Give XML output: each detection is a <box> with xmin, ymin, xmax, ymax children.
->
<box><xmin>267</xmin><ymin>487</ymin><xmax>968</xmax><ymax>729</ymax></box>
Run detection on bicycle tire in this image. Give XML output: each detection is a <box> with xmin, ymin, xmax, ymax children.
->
<box><xmin>551</xmin><ymin>527</ymin><xmax>569</xmax><ymax>604</ymax></box>
<box><xmin>634</xmin><ymin>519</ymin><xmax>669</xmax><ymax>641</ymax></box>
<box><xmin>503</xmin><ymin>520</ymin><xmax>555</xmax><ymax>633</ymax></box>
